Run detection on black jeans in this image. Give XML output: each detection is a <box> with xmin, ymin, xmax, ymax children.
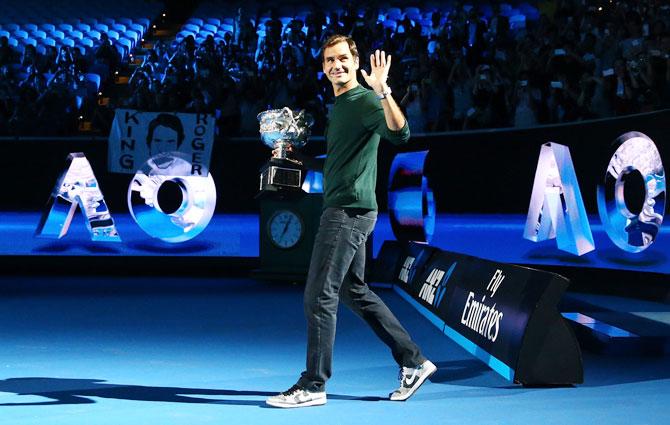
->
<box><xmin>297</xmin><ymin>207</ymin><xmax>425</xmax><ymax>392</ymax></box>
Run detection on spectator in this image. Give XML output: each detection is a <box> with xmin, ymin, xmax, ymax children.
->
<box><xmin>0</xmin><ymin>36</ymin><xmax>15</xmax><ymax>68</ymax></box>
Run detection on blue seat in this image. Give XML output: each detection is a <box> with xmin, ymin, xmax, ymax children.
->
<box><xmin>117</xmin><ymin>18</ymin><xmax>133</xmax><ymax>27</ymax></box>
<box><xmin>40</xmin><ymin>23</ymin><xmax>56</xmax><ymax>32</ymax></box>
<box><xmin>68</xmin><ymin>30</ymin><xmax>84</xmax><ymax>40</ymax></box>
<box><xmin>84</xmin><ymin>72</ymin><xmax>101</xmax><ymax>94</ymax></box>
<box><xmin>202</xmin><ymin>23</ymin><xmax>217</xmax><ymax>33</ymax></box>
<box><xmin>22</xmin><ymin>37</ymin><xmax>37</xmax><ymax>47</ymax></box>
<box><xmin>75</xmin><ymin>23</ymin><xmax>91</xmax><ymax>32</ymax></box>
<box><xmin>87</xmin><ymin>30</ymin><xmax>101</xmax><ymax>40</ymax></box>
<box><xmin>4</xmin><ymin>24</ymin><xmax>20</xmax><ymax>32</ymax></box>
<box><xmin>128</xmin><ymin>23</ymin><xmax>144</xmax><ymax>34</ymax></box>
<box><xmin>82</xmin><ymin>17</ymin><xmax>98</xmax><ymax>26</ymax></box>
<box><xmin>58</xmin><ymin>23</ymin><xmax>73</xmax><ymax>32</ymax></box>
<box><xmin>220</xmin><ymin>24</ymin><xmax>234</xmax><ymax>33</ymax></box>
<box><xmin>112</xmin><ymin>23</ymin><xmax>126</xmax><ymax>33</ymax></box>
<box><xmin>427</xmin><ymin>40</ymin><xmax>438</xmax><ymax>55</ymax></box>
<box><xmin>107</xmin><ymin>30</ymin><xmax>120</xmax><ymax>41</ymax></box>
<box><xmin>13</xmin><ymin>30</ymin><xmax>29</xmax><ymax>40</ymax></box>
<box><xmin>222</xmin><ymin>18</ymin><xmax>234</xmax><ymax>26</ymax></box>
<box><xmin>124</xmin><ymin>30</ymin><xmax>139</xmax><ymax>46</ymax></box>
<box><xmin>509</xmin><ymin>14</ymin><xmax>526</xmax><ymax>30</ymax></box>
<box><xmin>135</xmin><ymin>18</ymin><xmax>150</xmax><ymax>32</ymax></box>
<box><xmin>60</xmin><ymin>38</ymin><xmax>74</xmax><ymax>47</ymax></box>
<box><xmin>24</xmin><ymin>23</ymin><xmax>38</xmax><ymax>32</ymax></box>
<box><xmin>30</xmin><ymin>30</ymin><xmax>47</xmax><ymax>39</ymax></box>
<box><xmin>49</xmin><ymin>29</ymin><xmax>64</xmax><ymax>40</ymax></box>
<box><xmin>406</xmin><ymin>10</ymin><xmax>422</xmax><ymax>22</ymax></box>
<box><xmin>404</xmin><ymin>6</ymin><xmax>421</xmax><ymax>16</ymax></box>
<box><xmin>382</xmin><ymin>19</ymin><xmax>397</xmax><ymax>31</ymax></box>
<box><xmin>36</xmin><ymin>44</ymin><xmax>47</xmax><ymax>55</ymax></box>
<box><xmin>7</xmin><ymin>38</ymin><xmax>18</xmax><ymax>47</ymax></box>
<box><xmin>177</xmin><ymin>30</ymin><xmax>195</xmax><ymax>41</ymax></box>
<box><xmin>186</xmin><ymin>17</ymin><xmax>204</xmax><ymax>27</ymax></box>
<box><xmin>386</xmin><ymin>8</ymin><xmax>402</xmax><ymax>21</ymax></box>
<box><xmin>0</xmin><ymin>29</ymin><xmax>10</xmax><ymax>38</ymax></box>
<box><xmin>117</xmin><ymin>37</ymin><xmax>132</xmax><ymax>55</ymax></box>
<box><xmin>79</xmin><ymin>38</ymin><xmax>94</xmax><ymax>48</ymax></box>
<box><xmin>94</xmin><ymin>23</ymin><xmax>109</xmax><ymax>33</ymax></box>
<box><xmin>183</xmin><ymin>23</ymin><xmax>200</xmax><ymax>33</ymax></box>
<box><xmin>206</xmin><ymin>18</ymin><xmax>221</xmax><ymax>27</ymax></box>
<box><xmin>42</xmin><ymin>37</ymin><xmax>56</xmax><ymax>47</ymax></box>
<box><xmin>114</xmin><ymin>44</ymin><xmax>124</xmax><ymax>58</ymax></box>
<box><xmin>100</xmin><ymin>18</ymin><xmax>115</xmax><ymax>27</ymax></box>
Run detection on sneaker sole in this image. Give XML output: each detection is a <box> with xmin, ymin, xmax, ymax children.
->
<box><xmin>265</xmin><ymin>397</ymin><xmax>327</xmax><ymax>408</ymax></box>
<box><xmin>390</xmin><ymin>362</ymin><xmax>437</xmax><ymax>401</ymax></box>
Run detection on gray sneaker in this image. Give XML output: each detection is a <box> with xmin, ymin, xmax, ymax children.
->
<box><xmin>389</xmin><ymin>360</ymin><xmax>437</xmax><ymax>401</ymax></box>
<box><xmin>266</xmin><ymin>384</ymin><xmax>327</xmax><ymax>408</ymax></box>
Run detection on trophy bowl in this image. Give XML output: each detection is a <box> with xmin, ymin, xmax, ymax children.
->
<box><xmin>258</xmin><ymin>107</ymin><xmax>313</xmax><ymax>159</ymax></box>
<box><xmin>257</xmin><ymin>107</ymin><xmax>313</xmax><ymax>194</ymax></box>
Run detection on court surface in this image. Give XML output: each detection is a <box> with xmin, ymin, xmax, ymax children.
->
<box><xmin>0</xmin><ymin>276</ymin><xmax>668</xmax><ymax>425</ymax></box>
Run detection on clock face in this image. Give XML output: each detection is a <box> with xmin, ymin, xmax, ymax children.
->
<box><xmin>268</xmin><ymin>209</ymin><xmax>303</xmax><ymax>249</ymax></box>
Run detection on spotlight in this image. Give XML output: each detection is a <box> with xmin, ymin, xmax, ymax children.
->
<box><xmin>153</xmin><ymin>24</ymin><xmax>157</xmax><ymax>29</ymax></box>
<box><xmin>162</xmin><ymin>13</ymin><xmax>166</xmax><ymax>17</ymax></box>
<box><xmin>98</xmin><ymin>92</ymin><xmax>102</xmax><ymax>96</ymax></box>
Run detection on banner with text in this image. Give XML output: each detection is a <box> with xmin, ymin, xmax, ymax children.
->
<box><xmin>108</xmin><ymin>109</ymin><xmax>215</xmax><ymax>175</ymax></box>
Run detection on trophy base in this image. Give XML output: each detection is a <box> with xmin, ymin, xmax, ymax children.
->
<box><xmin>257</xmin><ymin>159</ymin><xmax>304</xmax><ymax>199</ymax></box>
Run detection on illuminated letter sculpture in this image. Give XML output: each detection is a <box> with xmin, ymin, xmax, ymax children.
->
<box><xmin>388</xmin><ymin>151</ymin><xmax>435</xmax><ymax>243</ymax></box>
<box><xmin>524</xmin><ymin>143</ymin><xmax>594</xmax><ymax>256</ymax></box>
<box><xmin>36</xmin><ymin>152</ymin><xmax>121</xmax><ymax>242</ymax></box>
<box><xmin>128</xmin><ymin>153</ymin><xmax>216</xmax><ymax>243</ymax></box>
<box><xmin>597</xmin><ymin>132</ymin><xmax>665</xmax><ymax>253</ymax></box>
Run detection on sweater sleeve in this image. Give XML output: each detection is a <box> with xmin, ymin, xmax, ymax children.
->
<box><xmin>360</xmin><ymin>94</ymin><xmax>411</xmax><ymax>145</ymax></box>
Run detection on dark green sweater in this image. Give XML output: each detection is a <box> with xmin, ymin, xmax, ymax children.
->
<box><xmin>323</xmin><ymin>85</ymin><xmax>410</xmax><ymax>211</ymax></box>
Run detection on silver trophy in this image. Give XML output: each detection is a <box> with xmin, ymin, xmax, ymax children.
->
<box><xmin>257</xmin><ymin>107</ymin><xmax>313</xmax><ymax>194</ymax></box>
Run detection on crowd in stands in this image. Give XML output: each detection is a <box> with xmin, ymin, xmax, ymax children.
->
<box><xmin>0</xmin><ymin>0</ymin><xmax>154</xmax><ymax>136</ymax></box>
<box><xmin>0</xmin><ymin>31</ymin><xmax>127</xmax><ymax>135</ymax></box>
<box><xmin>2</xmin><ymin>0</ymin><xmax>670</xmax><ymax>136</ymax></box>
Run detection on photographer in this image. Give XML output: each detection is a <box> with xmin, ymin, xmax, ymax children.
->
<box><xmin>511</xmin><ymin>76</ymin><xmax>540</xmax><ymax>128</ymax></box>
<box><xmin>447</xmin><ymin>52</ymin><xmax>473</xmax><ymax>130</ymax></box>
<box><xmin>607</xmin><ymin>59</ymin><xmax>635</xmax><ymax>115</ymax></box>
<box><xmin>400</xmin><ymin>67</ymin><xmax>427</xmax><ymax>133</ymax></box>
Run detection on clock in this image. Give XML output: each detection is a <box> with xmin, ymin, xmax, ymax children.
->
<box><xmin>256</xmin><ymin>193</ymin><xmax>323</xmax><ymax>280</ymax></box>
<box><xmin>267</xmin><ymin>209</ymin><xmax>304</xmax><ymax>249</ymax></box>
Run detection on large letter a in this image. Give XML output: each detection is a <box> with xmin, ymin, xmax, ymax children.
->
<box><xmin>35</xmin><ymin>153</ymin><xmax>121</xmax><ymax>242</ymax></box>
<box><xmin>523</xmin><ymin>143</ymin><xmax>594</xmax><ymax>256</ymax></box>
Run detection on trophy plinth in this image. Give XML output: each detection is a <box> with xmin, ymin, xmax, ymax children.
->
<box><xmin>259</xmin><ymin>157</ymin><xmax>303</xmax><ymax>193</ymax></box>
<box><xmin>257</xmin><ymin>108</ymin><xmax>313</xmax><ymax>196</ymax></box>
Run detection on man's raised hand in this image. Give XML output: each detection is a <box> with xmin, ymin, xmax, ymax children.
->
<box><xmin>361</xmin><ymin>49</ymin><xmax>392</xmax><ymax>94</ymax></box>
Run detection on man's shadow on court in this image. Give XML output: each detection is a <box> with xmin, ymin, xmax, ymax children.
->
<box><xmin>0</xmin><ymin>378</ymin><xmax>385</xmax><ymax>407</ymax></box>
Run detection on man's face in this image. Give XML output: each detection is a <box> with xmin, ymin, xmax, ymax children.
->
<box><xmin>322</xmin><ymin>41</ymin><xmax>359</xmax><ymax>89</ymax></box>
<box><xmin>150</xmin><ymin>125</ymin><xmax>179</xmax><ymax>156</ymax></box>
